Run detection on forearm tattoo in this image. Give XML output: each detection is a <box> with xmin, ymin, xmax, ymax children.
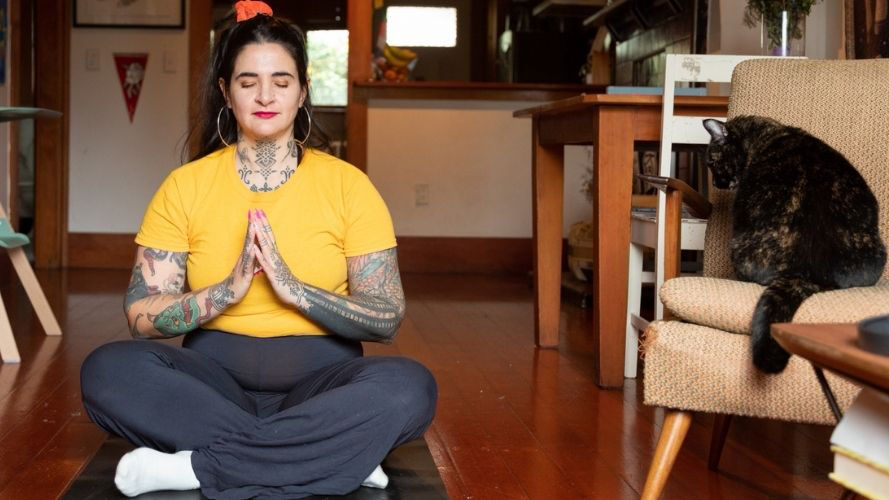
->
<box><xmin>149</xmin><ymin>296</ymin><xmax>202</xmax><ymax>335</ymax></box>
<box><xmin>125</xmin><ymin>248</ymin><xmax>225</xmax><ymax>338</ymax></box>
<box><xmin>124</xmin><ymin>263</ymin><xmax>158</xmax><ymax>314</ymax></box>
<box><xmin>208</xmin><ymin>276</ymin><xmax>235</xmax><ymax>311</ymax></box>
<box><xmin>286</xmin><ymin>248</ymin><xmax>406</xmax><ymax>343</ymax></box>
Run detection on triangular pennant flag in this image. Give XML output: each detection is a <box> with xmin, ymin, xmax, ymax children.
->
<box><xmin>113</xmin><ymin>53</ymin><xmax>148</xmax><ymax>123</ymax></box>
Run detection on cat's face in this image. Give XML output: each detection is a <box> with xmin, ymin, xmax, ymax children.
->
<box><xmin>703</xmin><ymin>119</ymin><xmax>741</xmax><ymax>190</ymax></box>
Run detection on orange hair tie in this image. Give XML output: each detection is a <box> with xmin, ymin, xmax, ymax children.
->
<box><xmin>235</xmin><ymin>0</ymin><xmax>273</xmax><ymax>22</ymax></box>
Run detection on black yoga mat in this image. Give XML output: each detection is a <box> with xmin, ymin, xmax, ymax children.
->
<box><xmin>64</xmin><ymin>437</ymin><xmax>448</xmax><ymax>500</ymax></box>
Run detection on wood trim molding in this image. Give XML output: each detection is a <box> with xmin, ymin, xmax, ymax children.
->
<box><xmin>68</xmin><ymin>233</ymin><xmax>138</xmax><ymax>270</ymax></box>
<box><xmin>68</xmin><ymin>233</ymin><xmax>535</xmax><ymax>274</ymax></box>
<box><xmin>188</xmin><ymin>0</ymin><xmax>212</xmax><ymax>158</ymax></box>
<box><xmin>7</xmin><ymin>0</ymin><xmax>25</xmax><ymax>229</ymax></box>
<box><xmin>396</xmin><ymin>236</ymin><xmax>532</xmax><ymax>274</ymax></box>
<box><xmin>354</xmin><ymin>81</ymin><xmax>606</xmax><ymax>102</ymax></box>
<box><xmin>346</xmin><ymin>0</ymin><xmax>373</xmax><ymax>172</ymax></box>
<box><xmin>34</xmin><ymin>0</ymin><xmax>70</xmax><ymax>268</ymax></box>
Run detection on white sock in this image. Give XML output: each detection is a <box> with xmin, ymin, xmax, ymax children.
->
<box><xmin>361</xmin><ymin>465</ymin><xmax>389</xmax><ymax>489</ymax></box>
<box><xmin>114</xmin><ymin>447</ymin><xmax>200</xmax><ymax>497</ymax></box>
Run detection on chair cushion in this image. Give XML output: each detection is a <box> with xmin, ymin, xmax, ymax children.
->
<box><xmin>642</xmin><ymin>320</ymin><xmax>859</xmax><ymax>424</ymax></box>
<box><xmin>661</xmin><ymin>277</ymin><xmax>889</xmax><ymax>334</ymax></box>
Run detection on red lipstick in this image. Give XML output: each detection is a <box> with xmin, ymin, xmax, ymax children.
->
<box><xmin>253</xmin><ymin>112</ymin><xmax>278</xmax><ymax>119</ymax></box>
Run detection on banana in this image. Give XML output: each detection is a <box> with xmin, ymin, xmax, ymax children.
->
<box><xmin>387</xmin><ymin>45</ymin><xmax>417</xmax><ymax>61</ymax></box>
<box><xmin>383</xmin><ymin>46</ymin><xmax>412</xmax><ymax>67</ymax></box>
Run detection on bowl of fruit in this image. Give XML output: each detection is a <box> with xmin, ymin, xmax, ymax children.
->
<box><xmin>373</xmin><ymin>45</ymin><xmax>418</xmax><ymax>83</ymax></box>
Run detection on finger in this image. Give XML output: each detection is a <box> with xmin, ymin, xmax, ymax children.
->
<box><xmin>257</xmin><ymin>210</ymin><xmax>276</xmax><ymax>246</ymax></box>
<box><xmin>248</xmin><ymin>213</ymin><xmax>261</xmax><ymax>248</ymax></box>
<box><xmin>241</xmin><ymin>211</ymin><xmax>254</xmax><ymax>253</ymax></box>
<box><xmin>240</xmin><ymin>240</ymin><xmax>257</xmax><ymax>277</ymax></box>
<box><xmin>252</xmin><ymin>244</ymin><xmax>270</xmax><ymax>272</ymax></box>
<box><xmin>251</xmin><ymin>244</ymin><xmax>265</xmax><ymax>275</ymax></box>
<box><xmin>254</xmin><ymin>220</ymin><xmax>273</xmax><ymax>252</ymax></box>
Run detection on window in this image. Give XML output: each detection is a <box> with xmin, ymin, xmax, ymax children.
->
<box><xmin>385</xmin><ymin>6</ymin><xmax>457</xmax><ymax>47</ymax></box>
<box><xmin>306</xmin><ymin>30</ymin><xmax>349</xmax><ymax>107</ymax></box>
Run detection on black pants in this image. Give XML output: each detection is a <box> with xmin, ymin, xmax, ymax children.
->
<box><xmin>80</xmin><ymin>330</ymin><xmax>438</xmax><ymax>499</ymax></box>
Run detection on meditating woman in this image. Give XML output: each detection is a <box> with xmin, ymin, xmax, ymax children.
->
<box><xmin>79</xmin><ymin>3</ymin><xmax>437</xmax><ymax>498</ymax></box>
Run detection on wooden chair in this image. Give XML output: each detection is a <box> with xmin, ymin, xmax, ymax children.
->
<box><xmin>639</xmin><ymin>59</ymin><xmax>889</xmax><ymax>498</ymax></box>
<box><xmin>0</xmin><ymin>107</ymin><xmax>63</xmax><ymax>363</ymax></box>
<box><xmin>624</xmin><ymin>54</ymin><xmax>774</xmax><ymax>378</ymax></box>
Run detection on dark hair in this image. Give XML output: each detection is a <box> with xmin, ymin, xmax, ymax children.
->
<box><xmin>184</xmin><ymin>14</ymin><xmax>330</xmax><ymax>163</ymax></box>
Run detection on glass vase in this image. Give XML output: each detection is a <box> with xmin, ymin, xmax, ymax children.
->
<box><xmin>760</xmin><ymin>11</ymin><xmax>806</xmax><ymax>57</ymax></box>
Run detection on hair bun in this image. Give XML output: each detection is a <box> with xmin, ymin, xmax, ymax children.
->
<box><xmin>235</xmin><ymin>0</ymin><xmax>273</xmax><ymax>22</ymax></box>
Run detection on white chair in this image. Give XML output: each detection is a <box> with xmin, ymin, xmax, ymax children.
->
<box><xmin>624</xmin><ymin>55</ymin><xmax>785</xmax><ymax>378</ymax></box>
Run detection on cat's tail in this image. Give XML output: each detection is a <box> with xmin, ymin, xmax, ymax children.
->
<box><xmin>751</xmin><ymin>276</ymin><xmax>822</xmax><ymax>374</ymax></box>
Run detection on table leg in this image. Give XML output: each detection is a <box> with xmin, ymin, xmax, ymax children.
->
<box><xmin>592</xmin><ymin>107</ymin><xmax>635</xmax><ymax>388</ymax></box>
<box><xmin>532</xmin><ymin>118</ymin><xmax>564</xmax><ymax>348</ymax></box>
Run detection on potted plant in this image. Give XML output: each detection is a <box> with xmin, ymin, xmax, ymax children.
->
<box><xmin>744</xmin><ymin>0</ymin><xmax>821</xmax><ymax>57</ymax></box>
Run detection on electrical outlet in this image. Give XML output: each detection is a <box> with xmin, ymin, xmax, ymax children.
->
<box><xmin>414</xmin><ymin>184</ymin><xmax>429</xmax><ymax>207</ymax></box>
<box><xmin>85</xmin><ymin>48</ymin><xmax>100</xmax><ymax>71</ymax></box>
<box><xmin>163</xmin><ymin>50</ymin><xmax>177</xmax><ymax>73</ymax></box>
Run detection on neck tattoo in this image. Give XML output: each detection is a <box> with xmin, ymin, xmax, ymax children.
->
<box><xmin>286</xmin><ymin>139</ymin><xmax>301</xmax><ymax>159</ymax></box>
<box><xmin>236</xmin><ymin>139</ymin><xmax>297</xmax><ymax>193</ymax></box>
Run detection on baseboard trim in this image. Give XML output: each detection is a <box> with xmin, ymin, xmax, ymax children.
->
<box><xmin>396</xmin><ymin>236</ymin><xmax>532</xmax><ymax>274</ymax></box>
<box><xmin>68</xmin><ymin>233</ymin><xmax>137</xmax><ymax>269</ymax></box>
<box><xmin>67</xmin><ymin>233</ymin><xmax>537</xmax><ymax>274</ymax></box>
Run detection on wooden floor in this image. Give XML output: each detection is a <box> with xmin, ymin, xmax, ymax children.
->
<box><xmin>0</xmin><ymin>269</ymin><xmax>843</xmax><ymax>499</ymax></box>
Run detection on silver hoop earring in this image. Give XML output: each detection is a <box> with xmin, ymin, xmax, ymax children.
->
<box><xmin>217</xmin><ymin>106</ymin><xmax>231</xmax><ymax>147</ymax></box>
<box><xmin>294</xmin><ymin>106</ymin><xmax>312</xmax><ymax>149</ymax></box>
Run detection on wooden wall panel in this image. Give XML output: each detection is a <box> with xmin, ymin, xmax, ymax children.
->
<box><xmin>346</xmin><ymin>0</ymin><xmax>373</xmax><ymax>172</ymax></box>
<box><xmin>67</xmin><ymin>232</ymin><xmax>539</xmax><ymax>274</ymax></box>
<box><xmin>613</xmin><ymin>1</ymin><xmax>696</xmax><ymax>86</ymax></box>
<box><xmin>188</xmin><ymin>0</ymin><xmax>213</xmax><ymax>158</ymax></box>
<box><xmin>7</xmin><ymin>0</ymin><xmax>29</xmax><ymax>229</ymax></box>
<box><xmin>33</xmin><ymin>0</ymin><xmax>70</xmax><ymax>268</ymax></box>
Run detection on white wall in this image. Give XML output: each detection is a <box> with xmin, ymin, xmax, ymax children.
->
<box><xmin>709</xmin><ymin>0</ymin><xmax>844</xmax><ymax>59</ymax></box>
<box><xmin>806</xmin><ymin>0</ymin><xmax>845</xmax><ymax>59</ymax></box>
<box><xmin>69</xmin><ymin>24</ymin><xmax>190</xmax><ymax>233</ymax></box>
<box><xmin>367</xmin><ymin>99</ymin><xmax>590</xmax><ymax>238</ymax></box>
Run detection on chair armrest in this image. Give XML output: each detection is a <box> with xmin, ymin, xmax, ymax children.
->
<box><xmin>636</xmin><ymin>174</ymin><xmax>712</xmax><ymax>219</ymax></box>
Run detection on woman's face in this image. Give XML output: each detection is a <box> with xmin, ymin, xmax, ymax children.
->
<box><xmin>222</xmin><ymin>42</ymin><xmax>306</xmax><ymax>142</ymax></box>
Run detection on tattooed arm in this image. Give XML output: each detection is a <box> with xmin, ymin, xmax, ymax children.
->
<box><xmin>250</xmin><ymin>209</ymin><xmax>405</xmax><ymax>343</ymax></box>
<box><xmin>124</xmin><ymin>217</ymin><xmax>259</xmax><ymax>338</ymax></box>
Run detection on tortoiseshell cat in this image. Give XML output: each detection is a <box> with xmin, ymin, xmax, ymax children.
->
<box><xmin>703</xmin><ymin>116</ymin><xmax>886</xmax><ymax>373</ymax></box>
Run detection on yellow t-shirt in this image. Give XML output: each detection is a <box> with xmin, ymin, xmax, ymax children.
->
<box><xmin>134</xmin><ymin>146</ymin><xmax>397</xmax><ymax>338</ymax></box>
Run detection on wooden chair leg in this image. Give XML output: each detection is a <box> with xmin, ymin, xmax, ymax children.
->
<box><xmin>0</xmin><ymin>290</ymin><xmax>22</xmax><ymax>363</ymax></box>
<box><xmin>709</xmin><ymin>414</ymin><xmax>732</xmax><ymax>471</ymax></box>
<box><xmin>642</xmin><ymin>410</ymin><xmax>692</xmax><ymax>500</ymax></box>
<box><xmin>625</xmin><ymin>242</ymin><xmax>644</xmax><ymax>378</ymax></box>
<box><xmin>8</xmin><ymin>247</ymin><xmax>62</xmax><ymax>336</ymax></box>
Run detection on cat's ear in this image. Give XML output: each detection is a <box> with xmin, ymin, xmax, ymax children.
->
<box><xmin>703</xmin><ymin>119</ymin><xmax>728</xmax><ymax>142</ymax></box>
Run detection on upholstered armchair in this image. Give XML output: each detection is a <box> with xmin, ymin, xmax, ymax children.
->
<box><xmin>639</xmin><ymin>59</ymin><xmax>889</xmax><ymax>498</ymax></box>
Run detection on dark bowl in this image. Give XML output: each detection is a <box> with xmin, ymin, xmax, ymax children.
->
<box><xmin>858</xmin><ymin>314</ymin><xmax>889</xmax><ymax>356</ymax></box>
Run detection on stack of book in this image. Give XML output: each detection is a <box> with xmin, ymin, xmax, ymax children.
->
<box><xmin>830</xmin><ymin>389</ymin><xmax>889</xmax><ymax>499</ymax></box>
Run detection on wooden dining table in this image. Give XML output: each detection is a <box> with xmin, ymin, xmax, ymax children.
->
<box><xmin>514</xmin><ymin>93</ymin><xmax>728</xmax><ymax>388</ymax></box>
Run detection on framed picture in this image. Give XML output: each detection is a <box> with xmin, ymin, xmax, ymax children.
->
<box><xmin>74</xmin><ymin>0</ymin><xmax>185</xmax><ymax>29</ymax></box>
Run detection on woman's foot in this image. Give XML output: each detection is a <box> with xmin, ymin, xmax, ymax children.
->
<box><xmin>361</xmin><ymin>465</ymin><xmax>389</xmax><ymax>489</ymax></box>
<box><xmin>114</xmin><ymin>447</ymin><xmax>200</xmax><ymax>497</ymax></box>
